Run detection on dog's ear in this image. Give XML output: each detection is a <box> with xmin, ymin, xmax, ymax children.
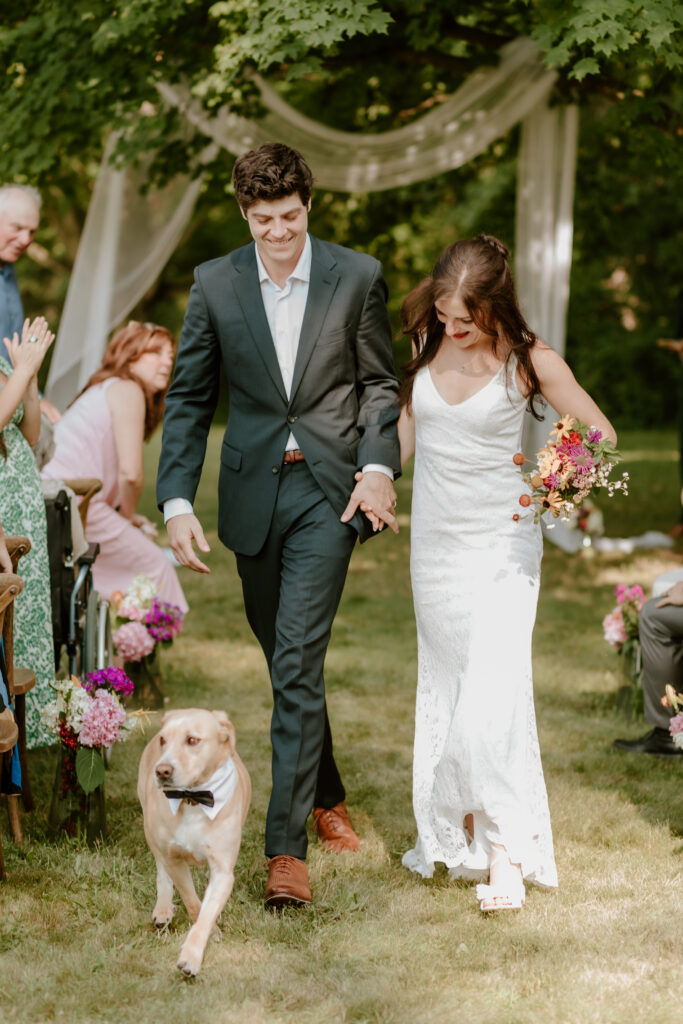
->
<box><xmin>212</xmin><ymin>710</ymin><xmax>236</xmax><ymax>753</ymax></box>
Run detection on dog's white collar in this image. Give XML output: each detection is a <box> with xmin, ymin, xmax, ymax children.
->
<box><xmin>166</xmin><ymin>757</ymin><xmax>237</xmax><ymax>820</ymax></box>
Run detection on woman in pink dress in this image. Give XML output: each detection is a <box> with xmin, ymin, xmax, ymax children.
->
<box><xmin>42</xmin><ymin>321</ymin><xmax>188</xmax><ymax>612</ymax></box>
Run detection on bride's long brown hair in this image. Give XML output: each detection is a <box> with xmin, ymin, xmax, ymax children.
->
<box><xmin>75</xmin><ymin>321</ymin><xmax>176</xmax><ymax>439</ymax></box>
<box><xmin>399</xmin><ymin>234</ymin><xmax>543</xmax><ymax>418</ymax></box>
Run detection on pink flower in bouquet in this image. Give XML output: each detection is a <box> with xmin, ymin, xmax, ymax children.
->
<box><xmin>118</xmin><ymin>600</ymin><xmax>146</xmax><ymax>622</ymax></box>
<box><xmin>602</xmin><ymin>610</ymin><xmax>628</xmax><ymax>649</ymax></box>
<box><xmin>113</xmin><ymin>620</ymin><xmax>155</xmax><ymax>661</ymax></box>
<box><xmin>670</xmin><ymin>714</ymin><xmax>683</xmax><ymax>749</ymax></box>
<box><xmin>79</xmin><ymin>690</ymin><xmax>127</xmax><ymax>747</ymax></box>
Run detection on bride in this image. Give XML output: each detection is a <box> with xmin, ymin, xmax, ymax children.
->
<box><xmin>396</xmin><ymin>235</ymin><xmax>616</xmax><ymax>911</ymax></box>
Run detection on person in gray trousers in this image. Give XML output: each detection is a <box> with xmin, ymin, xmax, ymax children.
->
<box><xmin>614</xmin><ymin>581</ymin><xmax>683</xmax><ymax>757</ymax></box>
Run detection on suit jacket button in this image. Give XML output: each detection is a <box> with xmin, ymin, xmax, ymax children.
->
<box><xmin>287</xmin><ymin>414</ymin><xmax>298</xmax><ymax>423</ymax></box>
<box><xmin>272</xmin><ymin>465</ymin><xmax>280</xmax><ymax>474</ymax></box>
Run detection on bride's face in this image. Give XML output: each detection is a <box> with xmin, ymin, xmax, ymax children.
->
<box><xmin>434</xmin><ymin>293</ymin><xmax>488</xmax><ymax>352</ymax></box>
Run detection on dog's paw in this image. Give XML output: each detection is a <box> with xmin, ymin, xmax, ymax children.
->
<box><xmin>152</xmin><ymin>903</ymin><xmax>176</xmax><ymax>928</ymax></box>
<box><xmin>176</xmin><ymin>950</ymin><xmax>202</xmax><ymax>977</ymax></box>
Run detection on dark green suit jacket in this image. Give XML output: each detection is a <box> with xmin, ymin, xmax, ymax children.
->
<box><xmin>157</xmin><ymin>235</ymin><xmax>401</xmax><ymax>556</ymax></box>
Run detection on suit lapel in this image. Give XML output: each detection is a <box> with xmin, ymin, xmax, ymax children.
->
<box><xmin>231</xmin><ymin>245</ymin><xmax>287</xmax><ymax>403</ymax></box>
<box><xmin>289</xmin><ymin>239</ymin><xmax>340</xmax><ymax>405</ymax></box>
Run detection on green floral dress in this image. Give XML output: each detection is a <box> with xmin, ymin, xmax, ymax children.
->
<box><xmin>0</xmin><ymin>357</ymin><xmax>54</xmax><ymax>747</ymax></box>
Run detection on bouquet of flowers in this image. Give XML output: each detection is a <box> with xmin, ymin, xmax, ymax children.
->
<box><xmin>41</xmin><ymin>673</ymin><xmax>136</xmax><ymax>791</ymax></box>
<box><xmin>41</xmin><ymin>671</ymin><xmax>137</xmax><ymax>841</ymax></box>
<box><xmin>112</xmin><ymin>574</ymin><xmax>184</xmax><ymax>662</ymax></box>
<box><xmin>602</xmin><ymin>584</ymin><xmax>645</xmax><ymax>650</ymax></box>
<box><xmin>602</xmin><ymin>583</ymin><xmax>646</xmax><ymax>718</ymax></box>
<box><xmin>111</xmin><ymin>575</ymin><xmax>184</xmax><ymax>707</ymax></box>
<box><xmin>513</xmin><ymin>415</ymin><xmax>628</xmax><ymax>523</ymax></box>
<box><xmin>663</xmin><ymin>684</ymin><xmax>683</xmax><ymax>750</ymax></box>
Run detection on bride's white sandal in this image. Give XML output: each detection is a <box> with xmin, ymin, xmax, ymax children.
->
<box><xmin>476</xmin><ymin>878</ymin><xmax>525</xmax><ymax>913</ymax></box>
<box><xmin>476</xmin><ymin>847</ymin><xmax>525</xmax><ymax>912</ymax></box>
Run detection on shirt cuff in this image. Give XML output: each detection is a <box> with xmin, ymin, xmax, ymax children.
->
<box><xmin>362</xmin><ymin>463</ymin><xmax>394</xmax><ymax>480</ymax></box>
<box><xmin>163</xmin><ymin>497</ymin><xmax>194</xmax><ymax>523</ymax></box>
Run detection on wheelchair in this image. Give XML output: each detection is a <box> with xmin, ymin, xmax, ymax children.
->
<box><xmin>43</xmin><ymin>479</ymin><xmax>114</xmax><ymax>678</ymax></box>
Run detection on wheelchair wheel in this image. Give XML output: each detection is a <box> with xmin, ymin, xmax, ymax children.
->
<box><xmin>96</xmin><ymin>599</ymin><xmax>113</xmax><ymax>670</ymax></box>
<box><xmin>82</xmin><ymin>587</ymin><xmax>99</xmax><ymax>676</ymax></box>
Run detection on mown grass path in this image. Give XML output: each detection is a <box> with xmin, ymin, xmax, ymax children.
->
<box><xmin>2</xmin><ymin>429</ymin><xmax>681</xmax><ymax>1023</ymax></box>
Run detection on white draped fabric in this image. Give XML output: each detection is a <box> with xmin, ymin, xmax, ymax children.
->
<box><xmin>46</xmin><ymin>37</ymin><xmax>577</xmax><ymax>418</ymax></box>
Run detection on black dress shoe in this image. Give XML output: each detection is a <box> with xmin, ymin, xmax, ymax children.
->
<box><xmin>613</xmin><ymin>727</ymin><xmax>682</xmax><ymax>758</ymax></box>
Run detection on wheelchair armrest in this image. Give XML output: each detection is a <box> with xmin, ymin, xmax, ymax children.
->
<box><xmin>77</xmin><ymin>542</ymin><xmax>100</xmax><ymax>567</ymax></box>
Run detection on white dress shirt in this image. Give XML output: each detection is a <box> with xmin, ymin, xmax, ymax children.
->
<box><xmin>164</xmin><ymin>234</ymin><xmax>391</xmax><ymax>523</ymax></box>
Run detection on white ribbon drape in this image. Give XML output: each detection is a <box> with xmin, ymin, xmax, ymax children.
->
<box><xmin>46</xmin><ymin>37</ymin><xmax>577</xmax><ymax>419</ymax></box>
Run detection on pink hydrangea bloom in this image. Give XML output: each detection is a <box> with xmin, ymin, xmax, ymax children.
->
<box><xmin>79</xmin><ymin>690</ymin><xmax>127</xmax><ymax>747</ymax></box>
<box><xmin>602</xmin><ymin>609</ymin><xmax>627</xmax><ymax>649</ymax></box>
<box><xmin>669</xmin><ymin>714</ymin><xmax>683</xmax><ymax>751</ymax></box>
<box><xmin>113</xmin><ymin>620</ymin><xmax>155</xmax><ymax>661</ymax></box>
<box><xmin>118</xmin><ymin>600</ymin><xmax>146</xmax><ymax>622</ymax></box>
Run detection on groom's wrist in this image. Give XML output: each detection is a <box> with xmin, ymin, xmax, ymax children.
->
<box><xmin>362</xmin><ymin>463</ymin><xmax>394</xmax><ymax>480</ymax></box>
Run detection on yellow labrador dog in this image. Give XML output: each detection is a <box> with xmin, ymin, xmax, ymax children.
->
<box><xmin>138</xmin><ymin>708</ymin><xmax>251</xmax><ymax>976</ymax></box>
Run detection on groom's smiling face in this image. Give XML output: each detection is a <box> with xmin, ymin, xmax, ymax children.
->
<box><xmin>242</xmin><ymin>193</ymin><xmax>310</xmax><ymax>272</ymax></box>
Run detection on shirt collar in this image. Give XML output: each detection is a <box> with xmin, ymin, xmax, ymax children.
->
<box><xmin>255</xmin><ymin>233</ymin><xmax>311</xmax><ymax>288</ymax></box>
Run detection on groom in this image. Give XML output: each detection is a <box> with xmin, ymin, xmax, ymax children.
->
<box><xmin>157</xmin><ymin>143</ymin><xmax>400</xmax><ymax>907</ymax></box>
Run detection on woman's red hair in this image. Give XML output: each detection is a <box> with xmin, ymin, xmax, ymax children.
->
<box><xmin>77</xmin><ymin>321</ymin><xmax>176</xmax><ymax>439</ymax></box>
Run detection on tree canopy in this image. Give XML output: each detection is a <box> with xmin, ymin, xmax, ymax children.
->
<box><xmin>2</xmin><ymin>2</ymin><xmax>682</xmax><ymax>429</ymax></box>
<box><xmin>0</xmin><ymin>1</ymin><xmax>680</xmax><ymax>180</ymax></box>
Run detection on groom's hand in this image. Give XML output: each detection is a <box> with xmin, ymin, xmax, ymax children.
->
<box><xmin>167</xmin><ymin>513</ymin><xmax>211</xmax><ymax>573</ymax></box>
<box><xmin>341</xmin><ymin>471</ymin><xmax>398</xmax><ymax>534</ymax></box>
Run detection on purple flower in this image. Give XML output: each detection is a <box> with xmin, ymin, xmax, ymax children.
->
<box><xmin>144</xmin><ymin>599</ymin><xmax>184</xmax><ymax>643</ymax></box>
<box><xmin>587</xmin><ymin>429</ymin><xmax>602</xmax><ymax>443</ymax></box>
<box><xmin>83</xmin><ymin>666</ymin><xmax>135</xmax><ymax>697</ymax></box>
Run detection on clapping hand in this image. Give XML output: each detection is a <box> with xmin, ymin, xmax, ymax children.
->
<box><xmin>5</xmin><ymin>317</ymin><xmax>54</xmax><ymax>379</ymax></box>
<box><xmin>341</xmin><ymin>470</ymin><xmax>398</xmax><ymax>534</ymax></box>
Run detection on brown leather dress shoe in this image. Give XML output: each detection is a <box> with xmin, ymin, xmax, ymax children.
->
<box><xmin>313</xmin><ymin>801</ymin><xmax>360</xmax><ymax>852</ymax></box>
<box><xmin>264</xmin><ymin>855</ymin><xmax>311</xmax><ymax>908</ymax></box>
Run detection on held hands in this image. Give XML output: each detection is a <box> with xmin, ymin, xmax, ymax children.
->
<box><xmin>166</xmin><ymin>513</ymin><xmax>211</xmax><ymax>574</ymax></box>
<box><xmin>341</xmin><ymin>470</ymin><xmax>399</xmax><ymax>535</ymax></box>
<box><xmin>5</xmin><ymin>317</ymin><xmax>54</xmax><ymax>380</ymax></box>
<box><xmin>656</xmin><ymin>580</ymin><xmax>683</xmax><ymax>608</ymax></box>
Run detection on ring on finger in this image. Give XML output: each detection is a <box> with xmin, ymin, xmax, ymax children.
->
<box><xmin>27</xmin><ymin>335</ymin><xmax>39</xmax><ymax>343</ymax></box>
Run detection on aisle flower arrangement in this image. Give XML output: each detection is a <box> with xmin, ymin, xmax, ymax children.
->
<box><xmin>663</xmin><ymin>685</ymin><xmax>683</xmax><ymax>750</ymax></box>
<box><xmin>111</xmin><ymin>575</ymin><xmax>184</xmax><ymax>706</ymax></box>
<box><xmin>513</xmin><ymin>416</ymin><xmax>627</xmax><ymax>523</ymax></box>
<box><xmin>602</xmin><ymin>583</ymin><xmax>646</xmax><ymax>717</ymax></box>
<box><xmin>40</xmin><ymin>670</ymin><xmax>136</xmax><ymax>842</ymax></box>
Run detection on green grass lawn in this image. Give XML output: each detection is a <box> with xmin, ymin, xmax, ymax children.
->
<box><xmin>2</xmin><ymin>428</ymin><xmax>682</xmax><ymax>1024</ymax></box>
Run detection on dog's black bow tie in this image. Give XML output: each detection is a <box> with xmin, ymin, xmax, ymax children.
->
<box><xmin>163</xmin><ymin>788</ymin><xmax>215</xmax><ymax>807</ymax></box>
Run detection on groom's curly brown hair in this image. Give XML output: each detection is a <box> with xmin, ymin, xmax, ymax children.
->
<box><xmin>232</xmin><ymin>143</ymin><xmax>314</xmax><ymax>211</ymax></box>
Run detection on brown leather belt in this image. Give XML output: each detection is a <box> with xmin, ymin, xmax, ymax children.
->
<box><xmin>283</xmin><ymin>449</ymin><xmax>305</xmax><ymax>464</ymax></box>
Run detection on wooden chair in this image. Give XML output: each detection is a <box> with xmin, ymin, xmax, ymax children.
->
<box><xmin>0</xmin><ymin>571</ymin><xmax>24</xmax><ymax>874</ymax></box>
<box><xmin>5</xmin><ymin>537</ymin><xmax>37</xmax><ymax>824</ymax></box>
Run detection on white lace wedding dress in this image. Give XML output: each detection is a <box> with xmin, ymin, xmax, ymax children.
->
<box><xmin>402</xmin><ymin>359</ymin><xmax>558</xmax><ymax>888</ymax></box>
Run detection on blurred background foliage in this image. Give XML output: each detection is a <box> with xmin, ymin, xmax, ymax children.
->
<box><xmin>1</xmin><ymin>0</ymin><xmax>681</xmax><ymax>426</ymax></box>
